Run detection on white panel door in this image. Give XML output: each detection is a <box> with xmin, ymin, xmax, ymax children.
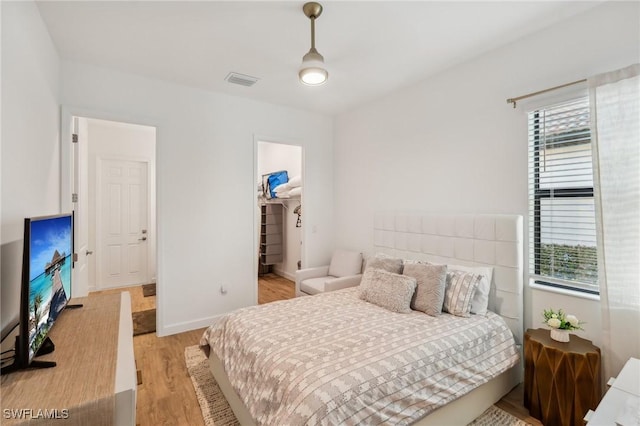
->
<box><xmin>99</xmin><ymin>159</ymin><xmax>148</xmax><ymax>289</ymax></box>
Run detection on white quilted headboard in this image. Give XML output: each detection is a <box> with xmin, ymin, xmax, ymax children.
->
<box><xmin>373</xmin><ymin>212</ymin><xmax>524</xmax><ymax>345</ymax></box>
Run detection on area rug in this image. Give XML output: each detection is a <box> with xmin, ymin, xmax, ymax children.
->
<box><xmin>142</xmin><ymin>282</ymin><xmax>156</xmax><ymax>297</ymax></box>
<box><xmin>184</xmin><ymin>345</ymin><xmax>531</xmax><ymax>426</ymax></box>
<box><xmin>468</xmin><ymin>405</ymin><xmax>532</xmax><ymax>426</ymax></box>
<box><xmin>184</xmin><ymin>345</ymin><xmax>239</xmax><ymax>426</ymax></box>
<box><xmin>132</xmin><ymin>308</ymin><xmax>156</xmax><ymax>336</ymax></box>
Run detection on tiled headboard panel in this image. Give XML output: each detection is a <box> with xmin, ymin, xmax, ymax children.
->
<box><xmin>373</xmin><ymin>212</ymin><xmax>524</xmax><ymax>345</ymax></box>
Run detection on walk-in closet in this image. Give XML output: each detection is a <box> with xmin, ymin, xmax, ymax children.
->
<box><xmin>256</xmin><ymin>141</ymin><xmax>303</xmax><ymax>281</ymax></box>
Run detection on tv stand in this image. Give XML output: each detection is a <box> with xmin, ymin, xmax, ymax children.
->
<box><xmin>0</xmin><ymin>293</ymin><xmax>136</xmax><ymax>425</ymax></box>
<box><xmin>0</xmin><ymin>336</ymin><xmax>57</xmax><ymax>375</ymax></box>
<box><xmin>35</xmin><ymin>335</ymin><xmax>56</xmax><ymax>357</ymax></box>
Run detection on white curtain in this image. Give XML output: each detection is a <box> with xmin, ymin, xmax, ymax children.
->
<box><xmin>589</xmin><ymin>63</ymin><xmax>640</xmax><ymax>380</ymax></box>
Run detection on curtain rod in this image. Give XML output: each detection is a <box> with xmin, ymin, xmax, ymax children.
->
<box><xmin>507</xmin><ymin>78</ymin><xmax>587</xmax><ymax>108</ymax></box>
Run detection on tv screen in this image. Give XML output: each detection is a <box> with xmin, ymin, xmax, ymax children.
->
<box><xmin>22</xmin><ymin>214</ymin><xmax>73</xmax><ymax>364</ymax></box>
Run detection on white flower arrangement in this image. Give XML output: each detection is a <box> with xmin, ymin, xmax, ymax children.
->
<box><xmin>542</xmin><ymin>308</ymin><xmax>584</xmax><ymax>331</ymax></box>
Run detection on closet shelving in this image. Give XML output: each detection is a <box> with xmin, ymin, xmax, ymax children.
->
<box><xmin>260</xmin><ymin>204</ymin><xmax>284</xmax><ymax>267</ymax></box>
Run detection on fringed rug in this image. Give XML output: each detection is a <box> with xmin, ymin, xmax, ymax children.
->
<box><xmin>184</xmin><ymin>345</ymin><xmax>239</xmax><ymax>426</ymax></box>
<box><xmin>468</xmin><ymin>405</ymin><xmax>532</xmax><ymax>425</ymax></box>
<box><xmin>184</xmin><ymin>345</ymin><xmax>530</xmax><ymax>426</ymax></box>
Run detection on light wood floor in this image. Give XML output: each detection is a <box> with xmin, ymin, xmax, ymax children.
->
<box><xmin>91</xmin><ymin>277</ymin><xmax>541</xmax><ymax>426</ymax></box>
<box><xmin>257</xmin><ymin>273</ymin><xmax>296</xmax><ymax>303</ymax></box>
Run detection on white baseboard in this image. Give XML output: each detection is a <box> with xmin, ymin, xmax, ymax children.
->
<box><xmin>158</xmin><ymin>314</ymin><xmax>223</xmax><ymax>337</ymax></box>
<box><xmin>272</xmin><ymin>268</ymin><xmax>295</xmax><ymax>281</ymax></box>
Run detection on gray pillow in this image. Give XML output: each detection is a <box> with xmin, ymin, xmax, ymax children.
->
<box><xmin>359</xmin><ymin>268</ymin><xmax>416</xmax><ymax>313</ymax></box>
<box><xmin>403</xmin><ymin>263</ymin><xmax>447</xmax><ymax>316</ymax></box>
<box><xmin>365</xmin><ymin>256</ymin><xmax>403</xmax><ymax>274</ymax></box>
<box><xmin>443</xmin><ymin>271</ymin><xmax>481</xmax><ymax>317</ymax></box>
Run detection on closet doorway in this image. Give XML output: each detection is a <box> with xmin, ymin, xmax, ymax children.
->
<box><xmin>256</xmin><ymin>140</ymin><xmax>303</xmax><ymax>286</ymax></box>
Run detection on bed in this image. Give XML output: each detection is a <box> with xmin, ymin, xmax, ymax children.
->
<box><xmin>201</xmin><ymin>213</ymin><xmax>524</xmax><ymax>425</ymax></box>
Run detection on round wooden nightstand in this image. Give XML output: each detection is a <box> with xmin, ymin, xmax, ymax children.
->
<box><xmin>524</xmin><ymin>328</ymin><xmax>602</xmax><ymax>426</ymax></box>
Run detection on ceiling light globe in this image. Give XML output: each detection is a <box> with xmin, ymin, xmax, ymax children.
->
<box><xmin>298</xmin><ymin>49</ymin><xmax>328</xmax><ymax>86</ymax></box>
<box><xmin>299</xmin><ymin>67</ymin><xmax>328</xmax><ymax>86</ymax></box>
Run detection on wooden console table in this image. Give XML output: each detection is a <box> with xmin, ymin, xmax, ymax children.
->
<box><xmin>524</xmin><ymin>328</ymin><xmax>601</xmax><ymax>426</ymax></box>
<box><xmin>0</xmin><ymin>293</ymin><xmax>136</xmax><ymax>425</ymax></box>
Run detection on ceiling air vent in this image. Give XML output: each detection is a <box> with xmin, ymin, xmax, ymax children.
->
<box><xmin>225</xmin><ymin>72</ymin><xmax>259</xmax><ymax>87</ymax></box>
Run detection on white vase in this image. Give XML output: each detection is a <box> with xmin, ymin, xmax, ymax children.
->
<box><xmin>550</xmin><ymin>328</ymin><xmax>570</xmax><ymax>342</ymax></box>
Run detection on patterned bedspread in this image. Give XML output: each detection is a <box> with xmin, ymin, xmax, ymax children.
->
<box><xmin>200</xmin><ymin>288</ymin><xmax>519</xmax><ymax>426</ymax></box>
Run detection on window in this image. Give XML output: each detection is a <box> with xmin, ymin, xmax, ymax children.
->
<box><xmin>528</xmin><ymin>96</ymin><xmax>598</xmax><ymax>294</ymax></box>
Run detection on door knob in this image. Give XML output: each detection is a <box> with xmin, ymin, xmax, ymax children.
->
<box><xmin>86</xmin><ymin>250</ymin><xmax>93</xmax><ymax>256</ymax></box>
<box><xmin>138</xmin><ymin>237</ymin><xmax>147</xmax><ymax>241</ymax></box>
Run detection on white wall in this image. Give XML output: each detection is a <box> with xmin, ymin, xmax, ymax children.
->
<box><xmin>1</xmin><ymin>1</ymin><xmax>61</xmax><ymax>334</ymax></box>
<box><xmin>333</xmin><ymin>2</ymin><xmax>639</xmax><ymax>349</ymax></box>
<box><xmin>257</xmin><ymin>141</ymin><xmax>302</xmax><ymax>280</ymax></box>
<box><xmin>60</xmin><ymin>62</ymin><xmax>334</xmax><ymax>335</ymax></box>
<box><xmin>85</xmin><ymin>118</ymin><xmax>157</xmax><ymax>291</ymax></box>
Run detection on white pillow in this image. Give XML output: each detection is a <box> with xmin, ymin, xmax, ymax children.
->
<box><xmin>274</xmin><ymin>182</ymin><xmax>291</xmax><ymax>193</ymax></box>
<box><xmin>448</xmin><ymin>264</ymin><xmax>493</xmax><ymax>316</ymax></box>
<box><xmin>288</xmin><ymin>175</ymin><xmax>302</xmax><ymax>188</ymax></box>
<box><xmin>328</xmin><ymin>250</ymin><xmax>363</xmax><ymax>278</ymax></box>
<box><xmin>289</xmin><ymin>187</ymin><xmax>302</xmax><ymax>197</ymax></box>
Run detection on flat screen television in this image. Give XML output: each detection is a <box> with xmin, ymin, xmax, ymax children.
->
<box><xmin>1</xmin><ymin>213</ymin><xmax>73</xmax><ymax>374</ymax></box>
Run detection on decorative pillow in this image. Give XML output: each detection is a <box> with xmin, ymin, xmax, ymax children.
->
<box><xmin>448</xmin><ymin>264</ymin><xmax>493</xmax><ymax>316</ymax></box>
<box><xmin>403</xmin><ymin>263</ymin><xmax>447</xmax><ymax>316</ymax></box>
<box><xmin>365</xmin><ymin>255</ymin><xmax>403</xmax><ymax>274</ymax></box>
<box><xmin>328</xmin><ymin>249</ymin><xmax>363</xmax><ymax>278</ymax></box>
<box><xmin>443</xmin><ymin>271</ymin><xmax>482</xmax><ymax>317</ymax></box>
<box><xmin>359</xmin><ymin>268</ymin><xmax>416</xmax><ymax>313</ymax></box>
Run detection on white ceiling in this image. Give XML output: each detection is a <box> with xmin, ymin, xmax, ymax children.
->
<box><xmin>36</xmin><ymin>1</ymin><xmax>602</xmax><ymax>116</ymax></box>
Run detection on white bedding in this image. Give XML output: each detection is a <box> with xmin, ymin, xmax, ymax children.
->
<box><xmin>200</xmin><ymin>288</ymin><xmax>519</xmax><ymax>426</ymax></box>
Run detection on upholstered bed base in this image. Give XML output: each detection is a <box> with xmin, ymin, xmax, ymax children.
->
<box><xmin>208</xmin><ymin>351</ymin><xmax>521</xmax><ymax>425</ymax></box>
<box><xmin>206</xmin><ymin>212</ymin><xmax>524</xmax><ymax>424</ymax></box>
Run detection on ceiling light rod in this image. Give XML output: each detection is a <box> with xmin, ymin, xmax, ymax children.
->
<box><xmin>299</xmin><ymin>2</ymin><xmax>328</xmax><ymax>86</ymax></box>
<box><xmin>306</xmin><ymin>3</ymin><xmax>320</xmax><ymax>50</ymax></box>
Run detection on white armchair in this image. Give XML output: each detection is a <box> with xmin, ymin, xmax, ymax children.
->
<box><xmin>295</xmin><ymin>249</ymin><xmax>363</xmax><ymax>297</ymax></box>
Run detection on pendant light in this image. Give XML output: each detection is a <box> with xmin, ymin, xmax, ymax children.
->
<box><xmin>299</xmin><ymin>2</ymin><xmax>328</xmax><ymax>86</ymax></box>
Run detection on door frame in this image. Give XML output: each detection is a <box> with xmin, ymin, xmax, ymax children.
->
<box><xmin>253</xmin><ymin>134</ymin><xmax>305</xmax><ymax>305</ymax></box>
<box><xmin>95</xmin><ymin>156</ymin><xmax>152</xmax><ymax>290</ymax></box>
<box><xmin>60</xmin><ymin>106</ymin><xmax>159</xmax><ymax>325</ymax></box>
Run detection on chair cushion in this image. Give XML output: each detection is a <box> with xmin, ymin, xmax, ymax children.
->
<box><xmin>328</xmin><ymin>250</ymin><xmax>363</xmax><ymax>278</ymax></box>
<box><xmin>300</xmin><ymin>277</ymin><xmax>334</xmax><ymax>295</ymax></box>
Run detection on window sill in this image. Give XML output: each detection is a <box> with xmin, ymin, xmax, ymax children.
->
<box><xmin>529</xmin><ymin>279</ymin><xmax>601</xmax><ymax>302</ymax></box>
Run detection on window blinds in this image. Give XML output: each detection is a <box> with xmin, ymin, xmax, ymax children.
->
<box><xmin>528</xmin><ymin>96</ymin><xmax>598</xmax><ymax>293</ymax></box>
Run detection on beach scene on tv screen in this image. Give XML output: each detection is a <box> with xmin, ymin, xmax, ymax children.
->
<box><xmin>28</xmin><ymin>216</ymin><xmax>71</xmax><ymax>359</ymax></box>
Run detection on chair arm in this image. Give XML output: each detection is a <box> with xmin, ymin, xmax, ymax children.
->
<box><xmin>295</xmin><ymin>266</ymin><xmax>330</xmax><ymax>296</ymax></box>
<box><xmin>325</xmin><ymin>274</ymin><xmax>363</xmax><ymax>292</ymax></box>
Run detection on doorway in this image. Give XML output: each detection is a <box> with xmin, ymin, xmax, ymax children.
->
<box><xmin>256</xmin><ymin>140</ymin><xmax>303</xmax><ymax>284</ymax></box>
<box><xmin>69</xmin><ymin>116</ymin><xmax>157</xmax><ymax>294</ymax></box>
